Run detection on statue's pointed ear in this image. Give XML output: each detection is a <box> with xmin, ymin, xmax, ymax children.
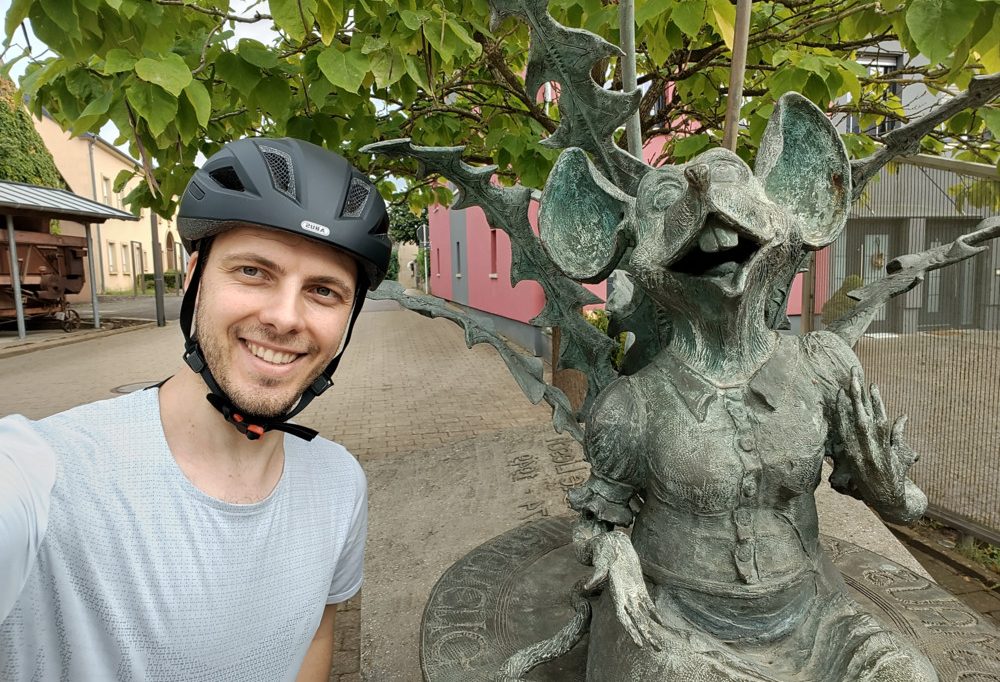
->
<box><xmin>755</xmin><ymin>93</ymin><xmax>850</xmax><ymax>250</ymax></box>
<box><xmin>539</xmin><ymin>148</ymin><xmax>634</xmax><ymax>283</ymax></box>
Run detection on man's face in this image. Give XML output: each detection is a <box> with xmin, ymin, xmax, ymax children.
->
<box><xmin>191</xmin><ymin>226</ymin><xmax>359</xmax><ymax>418</ymax></box>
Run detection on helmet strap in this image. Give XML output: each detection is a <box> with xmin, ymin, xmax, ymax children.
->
<box><xmin>178</xmin><ymin>246</ymin><xmax>366</xmax><ymax>443</ymax></box>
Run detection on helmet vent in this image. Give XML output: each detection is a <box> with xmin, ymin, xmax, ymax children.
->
<box><xmin>260</xmin><ymin>146</ymin><xmax>296</xmax><ymax>200</ymax></box>
<box><xmin>209</xmin><ymin>167</ymin><xmax>245</xmax><ymax>192</ymax></box>
<box><xmin>342</xmin><ymin>177</ymin><xmax>371</xmax><ymax>218</ymax></box>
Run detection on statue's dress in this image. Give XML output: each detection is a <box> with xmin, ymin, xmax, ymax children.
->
<box><xmin>568</xmin><ymin>331</ymin><xmax>937</xmax><ymax>681</ymax></box>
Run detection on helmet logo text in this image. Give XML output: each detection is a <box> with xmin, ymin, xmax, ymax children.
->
<box><xmin>300</xmin><ymin>220</ymin><xmax>331</xmax><ymax>237</ymax></box>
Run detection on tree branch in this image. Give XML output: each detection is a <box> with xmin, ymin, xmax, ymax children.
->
<box><xmin>851</xmin><ymin>72</ymin><xmax>1000</xmax><ymax>199</ymax></box>
<box><xmin>154</xmin><ymin>0</ymin><xmax>271</xmax><ymax>23</ymax></box>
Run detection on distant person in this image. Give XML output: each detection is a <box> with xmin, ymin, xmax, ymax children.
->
<box><xmin>0</xmin><ymin>138</ymin><xmax>391</xmax><ymax>680</ymax></box>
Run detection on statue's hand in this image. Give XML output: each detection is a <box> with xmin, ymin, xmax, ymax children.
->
<box><xmin>583</xmin><ymin>530</ymin><xmax>668</xmax><ymax>650</ymax></box>
<box><xmin>835</xmin><ymin>367</ymin><xmax>925</xmax><ymax>521</ymax></box>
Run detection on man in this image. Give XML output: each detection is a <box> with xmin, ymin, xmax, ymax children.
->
<box><xmin>0</xmin><ymin>138</ymin><xmax>391</xmax><ymax>680</ymax></box>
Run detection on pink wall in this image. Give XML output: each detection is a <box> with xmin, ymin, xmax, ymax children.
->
<box><xmin>784</xmin><ymin>246</ymin><xmax>831</xmax><ymax>317</ymax></box>
<box><xmin>428</xmin><ymin>204</ymin><xmax>452</xmax><ymax>301</ymax></box>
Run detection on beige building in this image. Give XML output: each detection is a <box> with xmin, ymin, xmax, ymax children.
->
<box><xmin>32</xmin><ymin>113</ymin><xmax>183</xmax><ymax>296</ymax></box>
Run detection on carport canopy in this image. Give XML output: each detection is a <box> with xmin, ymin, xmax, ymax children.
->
<box><xmin>1</xmin><ymin>179</ymin><xmax>139</xmax><ymax>339</ymax></box>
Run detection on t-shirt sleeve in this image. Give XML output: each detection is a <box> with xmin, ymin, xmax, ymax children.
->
<box><xmin>0</xmin><ymin>415</ymin><xmax>57</xmax><ymax>622</ymax></box>
<box><xmin>327</xmin><ymin>461</ymin><xmax>367</xmax><ymax>604</ymax></box>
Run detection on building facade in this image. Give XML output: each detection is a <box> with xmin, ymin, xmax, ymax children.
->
<box><xmin>32</xmin><ymin>114</ymin><xmax>182</xmax><ymax>297</ymax></box>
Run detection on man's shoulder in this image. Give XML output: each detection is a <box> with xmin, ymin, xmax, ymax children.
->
<box><xmin>287</xmin><ymin>434</ymin><xmax>366</xmax><ymax>489</ymax></box>
<box><xmin>36</xmin><ymin>390</ymin><xmax>158</xmax><ymax>443</ymax></box>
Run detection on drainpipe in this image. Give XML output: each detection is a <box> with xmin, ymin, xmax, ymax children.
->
<box><xmin>87</xmin><ymin>134</ymin><xmax>106</xmax><ymax>294</ymax></box>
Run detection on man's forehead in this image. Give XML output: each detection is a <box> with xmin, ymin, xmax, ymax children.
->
<box><xmin>207</xmin><ymin>225</ymin><xmax>359</xmax><ymax>278</ymax></box>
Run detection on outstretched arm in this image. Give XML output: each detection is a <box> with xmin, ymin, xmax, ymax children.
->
<box><xmin>829</xmin><ymin>366</ymin><xmax>927</xmax><ymax>524</ymax></box>
<box><xmin>0</xmin><ymin>416</ymin><xmax>57</xmax><ymax>621</ymax></box>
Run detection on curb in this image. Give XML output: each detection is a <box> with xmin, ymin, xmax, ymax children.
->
<box><xmin>0</xmin><ymin>320</ymin><xmax>162</xmax><ymax>360</ymax></box>
<box><xmin>888</xmin><ymin>522</ymin><xmax>1000</xmax><ymax>591</ymax></box>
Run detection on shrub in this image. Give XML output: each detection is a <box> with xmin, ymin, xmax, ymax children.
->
<box><xmin>583</xmin><ymin>308</ymin><xmax>628</xmax><ymax>369</ymax></box>
<box><xmin>386</xmin><ymin>246</ymin><xmax>400</xmax><ymax>281</ymax></box>
<box><xmin>821</xmin><ymin>274</ymin><xmax>864</xmax><ymax>326</ymax></box>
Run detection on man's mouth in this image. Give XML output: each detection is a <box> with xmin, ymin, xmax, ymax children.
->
<box><xmin>671</xmin><ymin>214</ymin><xmax>759</xmax><ymax>279</ymax></box>
<box><xmin>244</xmin><ymin>340</ymin><xmax>303</xmax><ymax>365</ymax></box>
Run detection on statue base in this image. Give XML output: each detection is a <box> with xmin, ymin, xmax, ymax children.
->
<box><xmin>421</xmin><ymin>516</ymin><xmax>1000</xmax><ymax>681</ymax></box>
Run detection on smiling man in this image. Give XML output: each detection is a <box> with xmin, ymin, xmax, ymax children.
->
<box><xmin>0</xmin><ymin>138</ymin><xmax>391</xmax><ymax>681</ymax></box>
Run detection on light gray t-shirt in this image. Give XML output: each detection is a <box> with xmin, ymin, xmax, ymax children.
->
<box><xmin>0</xmin><ymin>388</ymin><xmax>366</xmax><ymax>681</ymax></box>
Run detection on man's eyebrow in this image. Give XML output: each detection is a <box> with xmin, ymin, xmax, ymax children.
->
<box><xmin>220</xmin><ymin>252</ymin><xmax>284</xmax><ymax>274</ymax></box>
<box><xmin>220</xmin><ymin>252</ymin><xmax>355</xmax><ymax>296</ymax></box>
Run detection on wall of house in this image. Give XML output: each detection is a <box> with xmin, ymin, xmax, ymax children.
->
<box><xmin>32</xmin><ymin>115</ymin><xmax>182</xmax><ymax>297</ymax></box>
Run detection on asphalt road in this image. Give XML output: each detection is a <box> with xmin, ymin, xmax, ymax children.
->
<box><xmin>73</xmin><ymin>294</ymin><xmax>185</xmax><ymax>321</ymax></box>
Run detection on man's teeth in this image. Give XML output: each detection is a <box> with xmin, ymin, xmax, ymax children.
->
<box><xmin>246</xmin><ymin>341</ymin><xmax>298</xmax><ymax>365</ymax></box>
<box><xmin>698</xmin><ymin>224</ymin><xmax>739</xmax><ymax>253</ymax></box>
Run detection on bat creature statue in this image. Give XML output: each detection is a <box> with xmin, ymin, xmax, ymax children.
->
<box><xmin>505</xmin><ymin>93</ymin><xmax>938</xmax><ymax>681</ymax></box>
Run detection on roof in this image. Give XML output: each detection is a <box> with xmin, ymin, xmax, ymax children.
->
<box><xmin>0</xmin><ymin>179</ymin><xmax>139</xmax><ymax>223</ymax></box>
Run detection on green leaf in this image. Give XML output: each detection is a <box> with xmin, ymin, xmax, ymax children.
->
<box><xmin>708</xmin><ymin>0</ymin><xmax>736</xmax><ymax>50</ymax></box>
<box><xmin>362</xmin><ymin>35</ymin><xmax>389</xmax><ymax>54</ymax></box>
<box><xmin>315</xmin><ymin>0</ymin><xmax>344</xmax><ymax>46</ymax></box>
<box><xmin>635</xmin><ymin>0</ymin><xmax>670</xmax><ymax>28</ymax></box>
<box><xmin>672</xmin><ymin>0</ymin><xmax>705</xmax><ymax>38</ymax></box>
<box><xmin>399</xmin><ymin>9</ymin><xmax>431</xmax><ymax>31</ymax></box>
<box><xmin>979</xmin><ymin>107</ymin><xmax>1000</xmax><ymax>139</ymax></box>
<box><xmin>370</xmin><ymin>50</ymin><xmax>405</xmax><ymax>89</ymax></box>
<box><xmin>251</xmin><ymin>76</ymin><xmax>292</xmax><ymax>118</ymax></box>
<box><xmin>238</xmin><ymin>39</ymin><xmax>279</xmax><ymax>68</ymax></box>
<box><xmin>184</xmin><ymin>80</ymin><xmax>211</xmax><ymax>127</ymax></box>
<box><xmin>673</xmin><ymin>133</ymin><xmax>711</xmax><ymax>159</ymax></box>
<box><xmin>270</xmin><ymin>0</ymin><xmax>318</xmax><ymax>42</ymax></box>
<box><xmin>215</xmin><ymin>51</ymin><xmax>262</xmax><ymax>96</ymax></box>
<box><xmin>317</xmin><ymin>46</ymin><xmax>368</xmax><ymax>93</ymax></box>
<box><xmin>71</xmin><ymin>87</ymin><xmax>114</xmax><ymax>135</ymax></box>
<box><xmin>175</xmin><ymin>94</ymin><xmax>199</xmax><ymax>144</ymax></box>
<box><xmin>905</xmin><ymin>0</ymin><xmax>981</xmax><ymax>64</ymax></box>
<box><xmin>103</xmin><ymin>49</ymin><xmax>137</xmax><ymax>75</ymax></box>
<box><xmin>404</xmin><ymin>56</ymin><xmax>431</xmax><ymax>92</ymax></box>
<box><xmin>134</xmin><ymin>53</ymin><xmax>192</xmax><ymax>97</ymax></box>
<box><xmin>5</xmin><ymin>0</ymin><xmax>32</xmax><ymax>40</ymax></box>
<box><xmin>39</xmin><ymin>0</ymin><xmax>78</xmax><ymax>36</ymax></box>
<box><xmin>125</xmin><ymin>80</ymin><xmax>177</xmax><ymax>137</ymax></box>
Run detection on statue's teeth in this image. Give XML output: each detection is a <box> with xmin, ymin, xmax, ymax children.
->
<box><xmin>698</xmin><ymin>224</ymin><xmax>739</xmax><ymax>253</ymax></box>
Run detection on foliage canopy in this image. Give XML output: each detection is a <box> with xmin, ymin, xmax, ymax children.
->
<box><xmin>0</xmin><ymin>76</ymin><xmax>65</xmax><ymax>189</ymax></box>
<box><xmin>3</xmin><ymin>0</ymin><xmax>998</xmax><ymax>217</ymax></box>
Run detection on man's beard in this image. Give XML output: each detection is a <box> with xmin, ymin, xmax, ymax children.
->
<box><xmin>194</xmin><ymin>300</ymin><xmax>323</xmax><ymax>419</ymax></box>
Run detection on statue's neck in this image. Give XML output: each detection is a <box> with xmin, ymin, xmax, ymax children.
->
<box><xmin>661</xmin><ymin>290</ymin><xmax>776</xmax><ymax>383</ymax></box>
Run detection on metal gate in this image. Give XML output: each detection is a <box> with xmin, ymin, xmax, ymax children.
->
<box><xmin>815</xmin><ymin>157</ymin><xmax>1000</xmax><ymax>543</ymax></box>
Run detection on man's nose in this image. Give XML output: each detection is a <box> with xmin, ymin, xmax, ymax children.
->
<box><xmin>257</xmin><ymin>285</ymin><xmax>305</xmax><ymax>334</ymax></box>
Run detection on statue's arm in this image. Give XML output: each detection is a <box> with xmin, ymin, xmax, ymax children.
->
<box><xmin>567</xmin><ymin>377</ymin><xmax>646</xmax><ymax>528</ymax></box>
<box><xmin>806</xmin><ymin>332</ymin><xmax>928</xmax><ymax>524</ymax></box>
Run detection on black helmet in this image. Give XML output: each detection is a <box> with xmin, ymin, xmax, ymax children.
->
<box><xmin>178</xmin><ymin>137</ymin><xmax>391</xmax><ymax>289</ymax></box>
<box><xmin>174</xmin><ymin>137</ymin><xmax>391</xmax><ymax>443</ymax></box>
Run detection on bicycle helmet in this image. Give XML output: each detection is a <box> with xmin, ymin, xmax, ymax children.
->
<box><xmin>176</xmin><ymin>137</ymin><xmax>391</xmax><ymax>442</ymax></box>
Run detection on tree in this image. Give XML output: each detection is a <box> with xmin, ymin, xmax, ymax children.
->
<box><xmin>2</xmin><ymin>0</ymin><xmax>997</xmax><ymax>219</ymax></box>
<box><xmin>388</xmin><ymin>204</ymin><xmax>426</xmax><ymax>245</ymax></box>
<box><xmin>0</xmin><ymin>75</ymin><xmax>65</xmax><ymax>189</ymax></box>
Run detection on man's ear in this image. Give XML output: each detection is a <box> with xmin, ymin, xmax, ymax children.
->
<box><xmin>183</xmin><ymin>251</ymin><xmax>200</xmax><ymax>290</ymax></box>
<box><xmin>539</xmin><ymin>148</ymin><xmax>634</xmax><ymax>283</ymax></box>
<box><xmin>754</xmin><ymin>92</ymin><xmax>850</xmax><ymax>250</ymax></box>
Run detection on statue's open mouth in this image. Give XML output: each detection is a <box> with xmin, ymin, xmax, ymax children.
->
<box><xmin>671</xmin><ymin>214</ymin><xmax>760</xmax><ymax>280</ymax></box>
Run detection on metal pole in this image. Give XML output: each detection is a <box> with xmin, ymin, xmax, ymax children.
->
<box><xmin>5</xmin><ymin>214</ymin><xmax>26</xmax><ymax>339</ymax></box>
<box><xmin>618</xmin><ymin>0</ymin><xmax>642</xmax><ymax>158</ymax></box>
<box><xmin>150</xmin><ymin>213</ymin><xmax>166</xmax><ymax>326</ymax></box>
<box><xmin>722</xmin><ymin>0</ymin><xmax>753</xmax><ymax>151</ymax></box>
<box><xmin>87</xmin><ymin>137</ymin><xmax>106</xmax><ymax>293</ymax></box>
<box><xmin>84</xmin><ymin>224</ymin><xmax>101</xmax><ymax>329</ymax></box>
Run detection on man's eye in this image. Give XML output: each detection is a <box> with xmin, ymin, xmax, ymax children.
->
<box><xmin>241</xmin><ymin>266</ymin><xmax>260</xmax><ymax>277</ymax></box>
<box><xmin>315</xmin><ymin>286</ymin><xmax>333</xmax><ymax>298</ymax></box>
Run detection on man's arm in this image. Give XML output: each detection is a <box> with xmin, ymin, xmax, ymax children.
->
<box><xmin>0</xmin><ymin>416</ymin><xmax>57</xmax><ymax>622</ymax></box>
<box><xmin>296</xmin><ymin>603</ymin><xmax>337</xmax><ymax>681</ymax></box>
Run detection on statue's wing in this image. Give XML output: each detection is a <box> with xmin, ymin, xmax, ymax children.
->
<box><xmin>369</xmin><ymin>281</ymin><xmax>582</xmax><ymax>442</ymax></box>
<box><xmin>826</xmin><ymin>217</ymin><xmax>1000</xmax><ymax>347</ymax></box>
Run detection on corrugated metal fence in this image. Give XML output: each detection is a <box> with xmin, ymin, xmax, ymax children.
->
<box><xmin>815</xmin><ymin>156</ymin><xmax>1000</xmax><ymax>543</ymax></box>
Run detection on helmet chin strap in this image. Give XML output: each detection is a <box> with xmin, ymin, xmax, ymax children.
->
<box><xmin>179</xmin><ymin>250</ymin><xmax>366</xmax><ymax>442</ymax></box>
